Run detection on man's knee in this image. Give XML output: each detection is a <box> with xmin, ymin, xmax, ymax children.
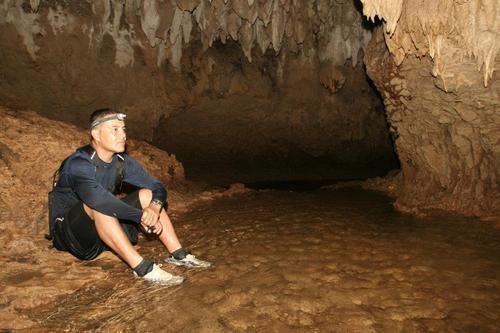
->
<box><xmin>138</xmin><ymin>188</ymin><xmax>153</xmax><ymax>208</ymax></box>
<box><xmin>83</xmin><ymin>203</ymin><xmax>117</xmax><ymax>222</ymax></box>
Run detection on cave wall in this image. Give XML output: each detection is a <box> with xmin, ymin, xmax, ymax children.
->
<box><xmin>361</xmin><ymin>0</ymin><xmax>500</xmax><ymax>218</ymax></box>
<box><xmin>0</xmin><ymin>0</ymin><xmax>397</xmax><ymax>184</ymax></box>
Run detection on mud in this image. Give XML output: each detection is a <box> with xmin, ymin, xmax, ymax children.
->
<box><xmin>19</xmin><ymin>187</ymin><xmax>500</xmax><ymax>332</ymax></box>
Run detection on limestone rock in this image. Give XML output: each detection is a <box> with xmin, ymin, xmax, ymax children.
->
<box><xmin>364</xmin><ymin>26</ymin><xmax>500</xmax><ymax>219</ymax></box>
<box><xmin>319</xmin><ymin>62</ymin><xmax>346</xmax><ymax>93</ymax></box>
<box><xmin>176</xmin><ymin>0</ymin><xmax>200</xmax><ymax>12</ymax></box>
<box><xmin>0</xmin><ymin>0</ymin><xmax>370</xmax><ymax>68</ymax></box>
<box><xmin>361</xmin><ymin>0</ymin><xmax>500</xmax><ymax>86</ymax></box>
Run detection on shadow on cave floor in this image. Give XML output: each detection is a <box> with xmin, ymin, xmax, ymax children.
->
<box><xmin>245</xmin><ymin>178</ymin><xmax>359</xmax><ymax>191</ymax></box>
<box><xmin>29</xmin><ymin>187</ymin><xmax>500</xmax><ymax>332</ymax></box>
<box><xmin>184</xmin><ymin>158</ymin><xmax>399</xmax><ymax>188</ymax></box>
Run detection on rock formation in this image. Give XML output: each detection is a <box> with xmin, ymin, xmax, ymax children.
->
<box><xmin>361</xmin><ymin>0</ymin><xmax>499</xmax><ymax>218</ymax></box>
<box><xmin>0</xmin><ymin>0</ymin><xmax>372</xmax><ymax>131</ymax></box>
<box><xmin>1</xmin><ymin>0</ymin><xmax>369</xmax><ymax>71</ymax></box>
<box><xmin>0</xmin><ymin>0</ymin><xmax>397</xmax><ymax>184</ymax></box>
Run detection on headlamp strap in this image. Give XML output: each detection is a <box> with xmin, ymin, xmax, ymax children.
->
<box><xmin>90</xmin><ymin>113</ymin><xmax>127</xmax><ymax>128</ymax></box>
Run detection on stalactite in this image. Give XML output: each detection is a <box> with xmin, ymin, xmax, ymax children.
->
<box><xmin>361</xmin><ymin>0</ymin><xmax>499</xmax><ymax>86</ymax></box>
<box><xmin>0</xmin><ymin>0</ymin><xmax>370</xmax><ymax>71</ymax></box>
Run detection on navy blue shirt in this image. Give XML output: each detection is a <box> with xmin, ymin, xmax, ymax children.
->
<box><xmin>56</xmin><ymin>148</ymin><xmax>167</xmax><ymax>223</ymax></box>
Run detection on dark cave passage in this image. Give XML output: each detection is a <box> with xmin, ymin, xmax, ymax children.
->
<box><xmin>152</xmin><ymin>39</ymin><xmax>399</xmax><ymax>186</ymax></box>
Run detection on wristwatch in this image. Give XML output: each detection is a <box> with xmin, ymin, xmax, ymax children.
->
<box><xmin>150</xmin><ymin>199</ymin><xmax>163</xmax><ymax>209</ymax></box>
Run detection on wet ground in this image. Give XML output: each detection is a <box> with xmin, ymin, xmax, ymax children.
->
<box><xmin>27</xmin><ymin>187</ymin><xmax>500</xmax><ymax>332</ymax></box>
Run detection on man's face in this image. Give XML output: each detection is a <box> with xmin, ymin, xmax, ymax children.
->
<box><xmin>93</xmin><ymin>118</ymin><xmax>127</xmax><ymax>153</ymax></box>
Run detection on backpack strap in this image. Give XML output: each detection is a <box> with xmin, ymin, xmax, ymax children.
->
<box><xmin>79</xmin><ymin>144</ymin><xmax>98</xmax><ymax>164</ymax></box>
<box><xmin>115</xmin><ymin>153</ymin><xmax>125</xmax><ymax>193</ymax></box>
<box><xmin>51</xmin><ymin>156</ymin><xmax>70</xmax><ymax>188</ymax></box>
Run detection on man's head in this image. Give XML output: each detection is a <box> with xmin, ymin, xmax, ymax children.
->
<box><xmin>90</xmin><ymin>108</ymin><xmax>127</xmax><ymax>153</ymax></box>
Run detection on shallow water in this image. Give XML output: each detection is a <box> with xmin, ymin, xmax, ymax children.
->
<box><xmin>31</xmin><ymin>187</ymin><xmax>500</xmax><ymax>332</ymax></box>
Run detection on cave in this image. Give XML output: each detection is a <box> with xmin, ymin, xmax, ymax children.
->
<box><xmin>0</xmin><ymin>0</ymin><xmax>499</xmax><ymax>331</ymax></box>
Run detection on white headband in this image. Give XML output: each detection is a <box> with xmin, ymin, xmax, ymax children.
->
<box><xmin>90</xmin><ymin>113</ymin><xmax>127</xmax><ymax>128</ymax></box>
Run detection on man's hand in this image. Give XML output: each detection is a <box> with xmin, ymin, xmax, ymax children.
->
<box><xmin>141</xmin><ymin>220</ymin><xmax>163</xmax><ymax>235</ymax></box>
<box><xmin>151</xmin><ymin>220</ymin><xmax>163</xmax><ymax>235</ymax></box>
<box><xmin>140</xmin><ymin>203</ymin><xmax>163</xmax><ymax>235</ymax></box>
<box><xmin>141</xmin><ymin>206</ymin><xmax>159</xmax><ymax>229</ymax></box>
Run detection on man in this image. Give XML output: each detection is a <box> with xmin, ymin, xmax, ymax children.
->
<box><xmin>50</xmin><ymin>108</ymin><xmax>210</xmax><ymax>284</ymax></box>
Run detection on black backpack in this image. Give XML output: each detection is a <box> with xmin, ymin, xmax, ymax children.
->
<box><xmin>46</xmin><ymin>145</ymin><xmax>124</xmax><ymax>240</ymax></box>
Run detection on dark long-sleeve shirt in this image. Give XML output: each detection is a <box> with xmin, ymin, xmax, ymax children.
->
<box><xmin>55</xmin><ymin>147</ymin><xmax>167</xmax><ymax>224</ymax></box>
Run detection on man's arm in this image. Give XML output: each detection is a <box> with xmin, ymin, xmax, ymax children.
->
<box><xmin>122</xmin><ymin>155</ymin><xmax>168</xmax><ymax>208</ymax></box>
<box><xmin>69</xmin><ymin>156</ymin><xmax>143</xmax><ymax>223</ymax></box>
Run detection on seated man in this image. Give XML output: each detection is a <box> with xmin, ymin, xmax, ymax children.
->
<box><xmin>49</xmin><ymin>108</ymin><xmax>210</xmax><ymax>284</ymax></box>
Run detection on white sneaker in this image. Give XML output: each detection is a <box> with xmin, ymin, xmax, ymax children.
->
<box><xmin>136</xmin><ymin>264</ymin><xmax>184</xmax><ymax>285</ymax></box>
<box><xmin>165</xmin><ymin>254</ymin><xmax>212</xmax><ymax>268</ymax></box>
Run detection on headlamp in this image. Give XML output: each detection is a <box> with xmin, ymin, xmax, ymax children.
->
<box><xmin>91</xmin><ymin>113</ymin><xmax>127</xmax><ymax>128</ymax></box>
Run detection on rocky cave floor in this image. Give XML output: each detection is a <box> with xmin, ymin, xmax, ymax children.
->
<box><xmin>4</xmin><ymin>187</ymin><xmax>499</xmax><ymax>332</ymax></box>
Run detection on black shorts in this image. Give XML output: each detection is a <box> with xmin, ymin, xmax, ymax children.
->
<box><xmin>53</xmin><ymin>191</ymin><xmax>142</xmax><ymax>260</ymax></box>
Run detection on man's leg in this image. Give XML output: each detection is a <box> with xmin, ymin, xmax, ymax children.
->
<box><xmin>78</xmin><ymin>199</ymin><xmax>183</xmax><ymax>284</ymax></box>
<box><xmin>83</xmin><ymin>204</ymin><xmax>143</xmax><ymax>268</ymax></box>
<box><xmin>137</xmin><ymin>189</ymin><xmax>211</xmax><ymax>268</ymax></box>
<box><xmin>136</xmin><ymin>189</ymin><xmax>182</xmax><ymax>253</ymax></box>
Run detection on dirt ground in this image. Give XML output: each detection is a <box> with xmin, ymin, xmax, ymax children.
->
<box><xmin>10</xmin><ymin>187</ymin><xmax>500</xmax><ymax>333</ymax></box>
